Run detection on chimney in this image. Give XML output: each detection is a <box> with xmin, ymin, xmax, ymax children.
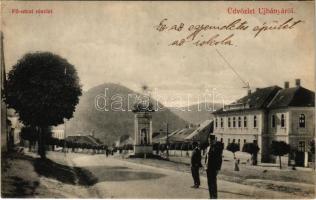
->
<box><xmin>248</xmin><ymin>89</ymin><xmax>251</xmax><ymax>95</ymax></box>
<box><xmin>284</xmin><ymin>81</ymin><xmax>289</xmax><ymax>89</ymax></box>
<box><xmin>295</xmin><ymin>79</ymin><xmax>301</xmax><ymax>87</ymax></box>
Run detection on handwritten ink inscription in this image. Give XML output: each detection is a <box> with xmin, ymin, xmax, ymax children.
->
<box><xmin>154</xmin><ymin>18</ymin><xmax>303</xmax><ymax>47</ymax></box>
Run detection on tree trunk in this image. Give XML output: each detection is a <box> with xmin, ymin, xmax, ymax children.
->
<box><xmin>38</xmin><ymin>127</ymin><xmax>46</xmax><ymax>159</ymax></box>
<box><xmin>279</xmin><ymin>155</ymin><xmax>282</xmax><ymax>169</ymax></box>
<box><xmin>28</xmin><ymin>141</ymin><xmax>32</xmax><ymax>152</ymax></box>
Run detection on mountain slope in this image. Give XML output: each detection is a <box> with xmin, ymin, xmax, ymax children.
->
<box><xmin>169</xmin><ymin>102</ymin><xmax>223</xmax><ymax>125</ymax></box>
<box><xmin>65</xmin><ymin>83</ymin><xmax>188</xmax><ymax>145</ymax></box>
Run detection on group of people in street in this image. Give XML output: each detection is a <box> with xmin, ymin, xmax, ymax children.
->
<box><xmin>190</xmin><ymin>134</ymin><xmax>224</xmax><ymax>199</ymax></box>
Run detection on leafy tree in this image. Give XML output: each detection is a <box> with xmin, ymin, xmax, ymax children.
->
<box><xmin>242</xmin><ymin>142</ymin><xmax>260</xmax><ymax>165</ymax></box>
<box><xmin>5</xmin><ymin>52</ymin><xmax>82</xmax><ymax>159</ymax></box>
<box><xmin>20</xmin><ymin>126</ymin><xmax>38</xmax><ymax>151</ymax></box>
<box><xmin>227</xmin><ymin>143</ymin><xmax>240</xmax><ymax>158</ymax></box>
<box><xmin>270</xmin><ymin>141</ymin><xmax>291</xmax><ymax>169</ymax></box>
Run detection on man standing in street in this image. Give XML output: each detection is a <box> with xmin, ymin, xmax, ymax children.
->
<box><xmin>205</xmin><ymin>135</ymin><xmax>224</xmax><ymax>199</ymax></box>
<box><xmin>190</xmin><ymin>141</ymin><xmax>202</xmax><ymax>188</ymax></box>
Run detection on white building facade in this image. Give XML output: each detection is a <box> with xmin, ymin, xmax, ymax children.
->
<box><xmin>213</xmin><ymin>79</ymin><xmax>315</xmax><ymax>166</ymax></box>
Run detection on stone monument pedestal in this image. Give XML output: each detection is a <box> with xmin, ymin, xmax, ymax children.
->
<box><xmin>133</xmin><ymin>110</ymin><xmax>154</xmax><ymax>157</ymax></box>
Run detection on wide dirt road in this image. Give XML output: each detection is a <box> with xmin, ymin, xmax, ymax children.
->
<box><xmin>61</xmin><ymin>153</ymin><xmax>302</xmax><ymax>199</ymax></box>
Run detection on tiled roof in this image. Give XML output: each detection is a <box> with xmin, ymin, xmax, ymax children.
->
<box><xmin>157</xmin><ymin>129</ymin><xmax>181</xmax><ymax>142</ymax></box>
<box><xmin>66</xmin><ymin>135</ymin><xmax>103</xmax><ymax>145</ymax></box>
<box><xmin>268</xmin><ymin>86</ymin><xmax>315</xmax><ymax>108</ymax></box>
<box><xmin>167</xmin><ymin>128</ymin><xmax>196</xmax><ymax>143</ymax></box>
<box><xmin>152</xmin><ymin>131</ymin><xmax>168</xmax><ymax>143</ymax></box>
<box><xmin>213</xmin><ymin>86</ymin><xmax>281</xmax><ymax>114</ymax></box>
<box><xmin>185</xmin><ymin>120</ymin><xmax>213</xmax><ymax>140</ymax></box>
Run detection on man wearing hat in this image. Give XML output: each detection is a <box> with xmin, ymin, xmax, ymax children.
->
<box><xmin>190</xmin><ymin>141</ymin><xmax>202</xmax><ymax>188</ymax></box>
<box><xmin>205</xmin><ymin>134</ymin><xmax>224</xmax><ymax>199</ymax></box>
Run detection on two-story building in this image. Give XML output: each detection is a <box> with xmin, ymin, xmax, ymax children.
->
<box><xmin>266</xmin><ymin>79</ymin><xmax>315</xmax><ymax>166</ymax></box>
<box><xmin>213</xmin><ymin>79</ymin><xmax>315</xmax><ymax>166</ymax></box>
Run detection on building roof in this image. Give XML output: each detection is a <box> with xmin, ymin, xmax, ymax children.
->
<box><xmin>213</xmin><ymin>86</ymin><xmax>281</xmax><ymax>114</ymax></box>
<box><xmin>118</xmin><ymin>136</ymin><xmax>133</xmax><ymax>146</ymax></box>
<box><xmin>268</xmin><ymin>86</ymin><xmax>315</xmax><ymax>108</ymax></box>
<box><xmin>158</xmin><ymin>129</ymin><xmax>180</xmax><ymax>141</ymax></box>
<box><xmin>66</xmin><ymin>135</ymin><xmax>103</xmax><ymax>146</ymax></box>
<box><xmin>152</xmin><ymin>131</ymin><xmax>167</xmax><ymax>143</ymax></box>
<box><xmin>163</xmin><ymin>128</ymin><xmax>196</xmax><ymax>143</ymax></box>
<box><xmin>185</xmin><ymin>120</ymin><xmax>213</xmax><ymax>141</ymax></box>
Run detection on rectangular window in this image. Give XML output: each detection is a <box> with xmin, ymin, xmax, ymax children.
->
<box><xmin>233</xmin><ymin>117</ymin><xmax>236</xmax><ymax>127</ymax></box>
<box><xmin>220</xmin><ymin>118</ymin><xmax>223</xmax><ymax>128</ymax></box>
<box><xmin>228</xmin><ymin>117</ymin><xmax>231</xmax><ymax>127</ymax></box>
<box><xmin>215</xmin><ymin>118</ymin><xmax>218</xmax><ymax>128</ymax></box>
<box><xmin>244</xmin><ymin>139</ymin><xmax>246</xmax><ymax>144</ymax></box>
<box><xmin>281</xmin><ymin>114</ymin><xmax>285</xmax><ymax>128</ymax></box>
<box><xmin>232</xmin><ymin>139</ymin><xmax>236</xmax><ymax>143</ymax></box>
<box><xmin>299</xmin><ymin>114</ymin><xmax>306</xmax><ymax>128</ymax></box>
<box><xmin>272</xmin><ymin>115</ymin><xmax>276</xmax><ymax>128</ymax></box>
<box><xmin>244</xmin><ymin>116</ymin><xmax>247</xmax><ymax>128</ymax></box>
<box><xmin>253</xmin><ymin>115</ymin><xmax>257</xmax><ymax>128</ymax></box>
<box><xmin>298</xmin><ymin>141</ymin><xmax>305</xmax><ymax>152</ymax></box>
<box><xmin>238</xmin><ymin>117</ymin><xmax>241</xmax><ymax>127</ymax></box>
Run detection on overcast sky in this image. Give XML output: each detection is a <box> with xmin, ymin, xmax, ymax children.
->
<box><xmin>2</xmin><ymin>1</ymin><xmax>314</xmax><ymax>107</ymax></box>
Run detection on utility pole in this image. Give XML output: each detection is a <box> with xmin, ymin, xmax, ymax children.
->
<box><xmin>166</xmin><ymin>123</ymin><xmax>169</xmax><ymax>159</ymax></box>
<box><xmin>63</xmin><ymin>66</ymin><xmax>67</xmax><ymax>155</ymax></box>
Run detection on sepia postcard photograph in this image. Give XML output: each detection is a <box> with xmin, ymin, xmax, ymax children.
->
<box><xmin>0</xmin><ymin>1</ymin><xmax>315</xmax><ymax>199</ymax></box>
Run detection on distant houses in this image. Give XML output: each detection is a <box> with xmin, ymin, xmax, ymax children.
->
<box><xmin>6</xmin><ymin>108</ymin><xmax>22</xmax><ymax>146</ymax></box>
<box><xmin>51</xmin><ymin>124</ymin><xmax>65</xmax><ymax>140</ymax></box>
<box><xmin>213</xmin><ymin>79</ymin><xmax>315</xmax><ymax>166</ymax></box>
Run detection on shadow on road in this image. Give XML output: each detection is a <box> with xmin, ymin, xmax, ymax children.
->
<box><xmin>1</xmin><ymin>152</ymin><xmax>40</xmax><ymax>198</ymax></box>
<box><xmin>34</xmin><ymin>158</ymin><xmax>98</xmax><ymax>186</ymax></box>
<box><xmin>82</xmin><ymin>166</ymin><xmax>166</xmax><ymax>182</ymax></box>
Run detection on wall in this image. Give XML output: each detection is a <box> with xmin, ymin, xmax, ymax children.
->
<box><xmin>268</xmin><ymin>107</ymin><xmax>314</xmax><ymax>149</ymax></box>
<box><xmin>267</xmin><ymin>107</ymin><xmax>315</xmax><ymax>165</ymax></box>
<box><xmin>213</xmin><ymin>110</ymin><xmax>265</xmax><ymax>161</ymax></box>
<box><xmin>289</xmin><ymin>107</ymin><xmax>315</xmax><ymax>151</ymax></box>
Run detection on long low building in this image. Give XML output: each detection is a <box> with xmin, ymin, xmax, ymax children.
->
<box><xmin>185</xmin><ymin>120</ymin><xmax>213</xmax><ymax>144</ymax></box>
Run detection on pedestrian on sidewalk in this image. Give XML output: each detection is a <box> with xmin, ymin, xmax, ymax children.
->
<box><xmin>234</xmin><ymin>157</ymin><xmax>240</xmax><ymax>171</ymax></box>
<box><xmin>190</xmin><ymin>141</ymin><xmax>202</xmax><ymax>188</ymax></box>
<box><xmin>205</xmin><ymin>135</ymin><xmax>223</xmax><ymax>199</ymax></box>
